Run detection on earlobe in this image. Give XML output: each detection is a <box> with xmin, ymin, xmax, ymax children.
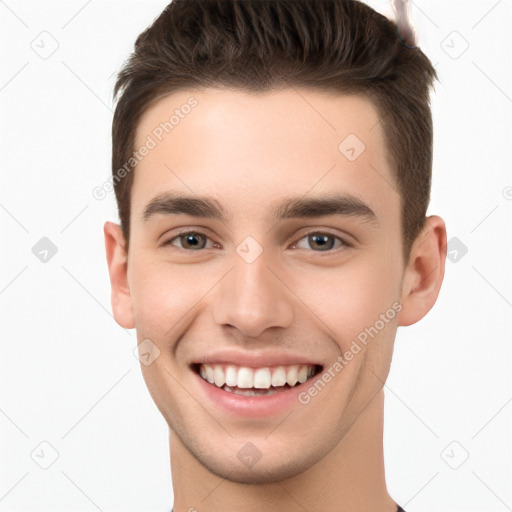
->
<box><xmin>397</xmin><ymin>215</ymin><xmax>447</xmax><ymax>327</ymax></box>
<box><xmin>104</xmin><ymin>221</ymin><xmax>136</xmax><ymax>329</ymax></box>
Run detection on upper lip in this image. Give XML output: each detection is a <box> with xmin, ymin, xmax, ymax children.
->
<box><xmin>191</xmin><ymin>350</ymin><xmax>323</xmax><ymax>369</ymax></box>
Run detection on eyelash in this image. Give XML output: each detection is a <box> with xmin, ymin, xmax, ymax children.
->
<box><xmin>161</xmin><ymin>229</ymin><xmax>352</xmax><ymax>254</ymax></box>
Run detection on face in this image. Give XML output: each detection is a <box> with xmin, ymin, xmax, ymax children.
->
<box><xmin>105</xmin><ymin>87</ymin><xmax>439</xmax><ymax>484</ymax></box>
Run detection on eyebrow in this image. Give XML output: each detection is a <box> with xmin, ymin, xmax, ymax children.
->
<box><xmin>142</xmin><ymin>191</ymin><xmax>378</xmax><ymax>225</ymax></box>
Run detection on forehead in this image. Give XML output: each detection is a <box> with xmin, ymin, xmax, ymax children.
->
<box><xmin>131</xmin><ymin>87</ymin><xmax>399</xmax><ymax>224</ymax></box>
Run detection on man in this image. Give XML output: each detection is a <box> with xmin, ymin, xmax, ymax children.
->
<box><xmin>104</xmin><ymin>1</ymin><xmax>446</xmax><ymax>510</ymax></box>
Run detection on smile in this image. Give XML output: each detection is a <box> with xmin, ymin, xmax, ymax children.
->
<box><xmin>194</xmin><ymin>363</ymin><xmax>323</xmax><ymax>396</ymax></box>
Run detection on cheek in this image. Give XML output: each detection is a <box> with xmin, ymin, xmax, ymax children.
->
<box><xmin>128</xmin><ymin>259</ymin><xmax>204</xmax><ymax>340</ymax></box>
<box><xmin>291</xmin><ymin>253</ymin><xmax>400</xmax><ymax>351</ymax></box>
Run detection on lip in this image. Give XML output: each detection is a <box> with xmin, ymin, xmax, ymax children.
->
<box><xmin>191</xmin><ymin>349</ymin><xmax>322</xmax><ymax>369</ymax></box>
<box><xmin>191</xmin><ymin>363</ymin><xmax>322</xmax><ymax>418</ymax></box>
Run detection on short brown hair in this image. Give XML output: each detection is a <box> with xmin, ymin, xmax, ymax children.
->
<box><xmin>112</xmin><ymin>0</ymin><xmax>438</xmax><ymax>261</ymax></box>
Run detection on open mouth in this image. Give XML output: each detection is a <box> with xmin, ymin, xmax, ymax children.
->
<box><xmin>192</xmin><ymin>363</ymin><xmax>323</xmax><ymax>396</ymax></box>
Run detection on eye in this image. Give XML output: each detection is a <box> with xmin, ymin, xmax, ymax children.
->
<box><xmin>291</xmin><ymin>232</ymin><xmax>351</xmax><ymax>252</ymax></box>
<box><xmin>161</xmin><ymin>230</ymin><xmax>351</xmax><ymax>253</ymax></box>
<box><xmin>161</xmin><ymin>230</ymin><xmax>217</xmax><ymax>251</ymax></box>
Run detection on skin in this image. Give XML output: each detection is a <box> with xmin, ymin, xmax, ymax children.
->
<box><xmin>104</xmin><ymin>88</ymin><xmax>447</xmax><ymax>512</ymax></box>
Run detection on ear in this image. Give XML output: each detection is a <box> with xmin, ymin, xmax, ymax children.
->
<box><xmin>397</xmin><ymin>215</ymin><xmax>447</xmax><ymax>326</ymax></box>
<box><xmin>104</xmin><ymin>221</ymin><xmax>135</xmax><ymax>329</ymax></box>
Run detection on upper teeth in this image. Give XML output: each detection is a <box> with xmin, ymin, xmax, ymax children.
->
<box><xmin>199</xmin><ymin>364</ymin><xmax>316</xmax><ymax>389</ymax></box>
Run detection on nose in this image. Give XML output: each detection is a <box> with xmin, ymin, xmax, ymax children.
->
<box><xmin>212</xmin><ymin>251</ymin><xmax>294</xmax><ymax>339</ymax></box>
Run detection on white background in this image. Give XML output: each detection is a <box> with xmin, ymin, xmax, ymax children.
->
<box><xmin>1</xmin><ymin>1</ymin><xmax>511</xmax><ymax>511</ymax></box>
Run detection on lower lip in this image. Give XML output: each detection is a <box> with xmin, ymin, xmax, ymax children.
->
<box><xmin>193</xmin><ymin>369</ymin><xmax>314</xmax><ymax>418</ymax></box>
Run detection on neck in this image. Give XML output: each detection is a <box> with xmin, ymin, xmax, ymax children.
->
<box><xmin>169</xmin><ymin>389</ymin><xmax>397</xmax><ymax>512</ymax></box>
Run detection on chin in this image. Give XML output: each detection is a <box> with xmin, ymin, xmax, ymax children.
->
<box><xmin>191</xmin><ymin>443</ymin><xmax>327</xmax><ymax>485</ymax></box>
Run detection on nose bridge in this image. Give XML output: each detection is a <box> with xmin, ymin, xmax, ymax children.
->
<box><xmin>212</xmin><ymin>246</ymin><xmax>294</xmax><ymax>337</ymax></box>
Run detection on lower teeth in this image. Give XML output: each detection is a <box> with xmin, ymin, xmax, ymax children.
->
<box><xmin>222</xmin><ymin>385</ymin><xmax>289</xmax><ymax>396</ymax></box>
